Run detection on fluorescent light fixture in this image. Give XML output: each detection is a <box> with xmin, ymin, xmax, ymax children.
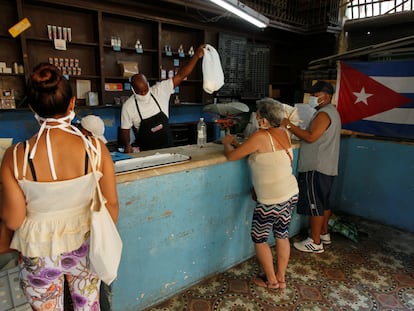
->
<box><xmin>209</xmin><ymin>0</ymin><xmax>269</xmax><ymax>28</ymax></box>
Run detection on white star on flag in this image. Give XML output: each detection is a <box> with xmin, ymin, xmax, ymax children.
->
<box><xmin>353</xmin><ymin>87</ymin><xmax>373</xmax><ymax>105</ymax></box>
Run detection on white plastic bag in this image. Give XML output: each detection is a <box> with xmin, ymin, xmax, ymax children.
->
<box><xmin>202</xmin><ymin>44</ymin><xmax>224</xmax><ymax>94</ymax></box>
<box><xmin>282</xmin><ymin>103</ymin><xmax>299</xmax><ymax>127</ymax></box>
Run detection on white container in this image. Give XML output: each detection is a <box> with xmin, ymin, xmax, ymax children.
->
<box><xmin>197</xmin><ymin>117</ymin><xmax>206</xmax><ymax>147</ymax></box>
<box><xmin>86</xmin><ymin>92</ymin><xmax>98</xmax><ymax>106</ymax></box>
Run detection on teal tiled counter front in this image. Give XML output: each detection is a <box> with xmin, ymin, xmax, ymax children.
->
<box><xmin>112</xmin><ymin>143</ymin><xmax>303</xmax><ymax>310</ymax></box>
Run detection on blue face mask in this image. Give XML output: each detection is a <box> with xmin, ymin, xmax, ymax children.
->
<box><xmin>308</xmin><ymin>96</ymin><xmax>319</xmax><ymax>109</ymax></box>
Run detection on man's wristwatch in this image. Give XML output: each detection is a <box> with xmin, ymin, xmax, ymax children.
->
<box><xmin>286</xmin><ymin>123</ymin><xmax>292</xmax><ymax>130</ymax></box>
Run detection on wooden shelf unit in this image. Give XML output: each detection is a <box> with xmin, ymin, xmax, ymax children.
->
<box><xmin>0</xmin><ymin>0</ymin><xmax>205</xmax><ymax>109</ymax></box>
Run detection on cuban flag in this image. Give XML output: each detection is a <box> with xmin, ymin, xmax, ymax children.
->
<box><xmin>336</xmin><ymin>60</ymin><xmax>414</xmax><ymax>140</ymax></box>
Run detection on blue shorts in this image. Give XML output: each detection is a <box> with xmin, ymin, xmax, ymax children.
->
<box><xmin>297</xmin><ymin>171</ymin><xmax>335</xmax><ymax>216</ymax></box>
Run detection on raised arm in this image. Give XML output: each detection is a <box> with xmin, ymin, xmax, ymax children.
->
<box><xmin>281</xmin><ymin>112</ymin><xmax>331</xmax><ymax>143</ymax></box>
<box><xmin>172</xmin><ymin>44</ymin><xmax>205</xmax><ymax>88</ymax></box>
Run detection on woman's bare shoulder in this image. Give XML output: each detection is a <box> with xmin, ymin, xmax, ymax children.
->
<box><xmin>250</xmin><ymin>129</ymin><xmax>267</xmax><ymax>139</ymax></box>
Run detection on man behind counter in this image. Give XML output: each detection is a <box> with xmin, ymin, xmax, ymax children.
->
<box><xmin>119</xmin><ymin>44</ymin><xmax>205</xmax><ymax>153</ymax></box>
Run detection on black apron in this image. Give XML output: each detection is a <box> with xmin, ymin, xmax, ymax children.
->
<box><xmin>133</xmin><ymin>93</ymin><xmax>174</xmax><ymax>151</ymax></box>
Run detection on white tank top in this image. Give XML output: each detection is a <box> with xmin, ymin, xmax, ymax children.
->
<box><xmin>248</xmin><ymin>131</ymin><xmax>298</xmax><ymax>204</ymax></box>
<box><xmin>10</xmin><ymin>114</ymin><xmax>102</xmax><ymax>257</ymax></box>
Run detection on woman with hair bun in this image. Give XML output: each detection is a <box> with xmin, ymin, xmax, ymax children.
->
<box><xmin>0</xmin><ymin>63</ymin><xmax>119</xmax><ymax>310</ymax></box>
<box><xmin>222</xmin><ymin>99</ymin><xmax>298</xmax><ymax>290</ymax></box>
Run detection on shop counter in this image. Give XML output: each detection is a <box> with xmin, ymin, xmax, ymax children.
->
<box><xmin>112</xmin><ymin>142</ymin><xmax>304</xmax><ymax>311</ymax></box>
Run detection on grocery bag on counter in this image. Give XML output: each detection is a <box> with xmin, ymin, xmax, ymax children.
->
<box><xmin>202</xmin><ymin>44</ymin><xmax>224</xmax><ymax>94</ymax></box>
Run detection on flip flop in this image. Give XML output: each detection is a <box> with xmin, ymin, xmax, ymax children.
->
<box><xmin>251</xmin><ymin>275</ymin><xmax>279</xmax><ymax>289</ymax></box>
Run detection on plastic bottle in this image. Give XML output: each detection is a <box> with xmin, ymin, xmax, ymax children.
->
<box><xmin>197</xmin><ymin>117</ymin><xmax>207</xmax><ymax>147</ymax></box>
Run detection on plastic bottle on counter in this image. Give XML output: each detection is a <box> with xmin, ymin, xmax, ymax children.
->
<box><xmin>197</xmin><ymin>117</ymin><xmax>206</xmax><ymax>148</ymax></box>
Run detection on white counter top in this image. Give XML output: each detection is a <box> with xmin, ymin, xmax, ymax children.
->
<box><xmin>115</xmin><ymin>143</ymin><xmax>227</xmax><ymax>183</ymax></box>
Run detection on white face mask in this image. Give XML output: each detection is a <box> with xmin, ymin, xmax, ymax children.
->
<box><xmin>133</xmin><ymin>83</ymin><xmax>151</xmax><ymax>103</ymax></box>
<box><xmin>308</xmin><ymin>96</ymin><xmax>319</xmax><ymax>109</ymax></box>
<box><xmin>137</xmin><ymin>91</ymin><xmax>151</xmax><ymax>103</ymax></box>
<box><xmin>34</xmin><ymin>110</ymin><xmax>76</xmax><ymax>125</ymax></box>
<box><xmin>257</xmin><ymin>117</ymin><xmax>269</xmax><ymax>130</ymax></box>
<box><xmin>31</xmin><ymin>109</ymin><xmax>97</xmax><ymax>181</ymax></box>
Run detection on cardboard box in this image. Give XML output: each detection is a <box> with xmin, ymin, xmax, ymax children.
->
<box><xmin>118</xmin><ymin>61</ymin><xmax>138</xmax><ymax>78</ymax></box>
<box><xmin>268</xmin><ymin>85</ymin><xmax>280</xmax><ymax>99</ymax></box>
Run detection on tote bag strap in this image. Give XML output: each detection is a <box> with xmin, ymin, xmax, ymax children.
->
<box><xmin>85</xmin><ymin>137</ymin><xmax>106</xmax><ymax>211</ymax></box>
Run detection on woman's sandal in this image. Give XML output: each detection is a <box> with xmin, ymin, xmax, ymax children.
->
<box><xmin>277</xmin><ymin>281</ymin><xmax>287</xmax><ymax>289</ymax></box>
<box><xmin>251</xmin><ymin>274</ymin><xmax>279</xmax><ymax>289</ymax></box>
<box><xmin>276</xmin><ymin>273</ymin><xmax>287</xmax><ymax>289</ymax></box>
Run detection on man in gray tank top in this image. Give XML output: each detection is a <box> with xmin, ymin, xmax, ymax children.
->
<box><xmin>281</xmin><ymin>81</ymin><xmax>341</xmax><ymax>253</ymax></box>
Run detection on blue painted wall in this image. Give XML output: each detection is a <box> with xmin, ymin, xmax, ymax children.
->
<box><xmin>113</xmin><ymin>151</ymin><xmax>303</xmax><ymax>310</ymax></box>
<box><xmin>331</xmin><ymin>136</ymin><xmax>414</xmax><ymax>232</ymax></box>
<box><xmin>0</xmin><ymin>105</ymin><xmax>215</xmax><ymax>144</ymax></box>
<box><xmin>0</xmin><ymin>108</ymin><xmax>121</xmax><ymax>143</ymax></box>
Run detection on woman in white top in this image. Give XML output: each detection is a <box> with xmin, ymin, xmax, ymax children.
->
<box><xmin>0</xmin><ymin>63</ymin><xmax>118</xmax><ymax>310</ymax></box>
<box><xmin>222</xmin><ymin>99</ymin><xmax>298</xmax><ymax>290</ymax></box>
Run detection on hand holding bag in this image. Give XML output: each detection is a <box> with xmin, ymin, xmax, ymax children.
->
<box><xmin>87</xmin><ymin>145</ymin><xmax>122</xmax><ymax>285</ymax></box>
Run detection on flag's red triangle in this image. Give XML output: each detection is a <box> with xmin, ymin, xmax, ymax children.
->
<box><xmin>337</xmin><ymin>62</ymin><xmax>411</xmax><ymax>124</ymax></box>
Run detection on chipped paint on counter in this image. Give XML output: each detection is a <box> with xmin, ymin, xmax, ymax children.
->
<box><xmin>163</xmin><ymin>282</ymin><xmax>177</xmax><ymax>289</ymax></box>
<box><xmin>147</xmin><ymin>210</ymin><xmax>173</xmax><ymax>222</ymax></box>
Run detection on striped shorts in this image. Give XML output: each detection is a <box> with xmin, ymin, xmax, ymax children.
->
<box><xmin>251</xmin><ymin>194</ymin><xmax>298</xmax><ymax>243</ymax></box>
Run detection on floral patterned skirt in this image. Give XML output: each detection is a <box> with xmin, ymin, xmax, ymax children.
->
<box><xmin>19</xmin><ymin>238</ymin><xmax>100</xmax><ymax>311</ymax></box>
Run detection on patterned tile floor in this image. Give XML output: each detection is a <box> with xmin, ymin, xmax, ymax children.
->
<box><xmin>146</xmin><ymin>216</ymin><xmax>414</xmax><ymax>311</ymax></box>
